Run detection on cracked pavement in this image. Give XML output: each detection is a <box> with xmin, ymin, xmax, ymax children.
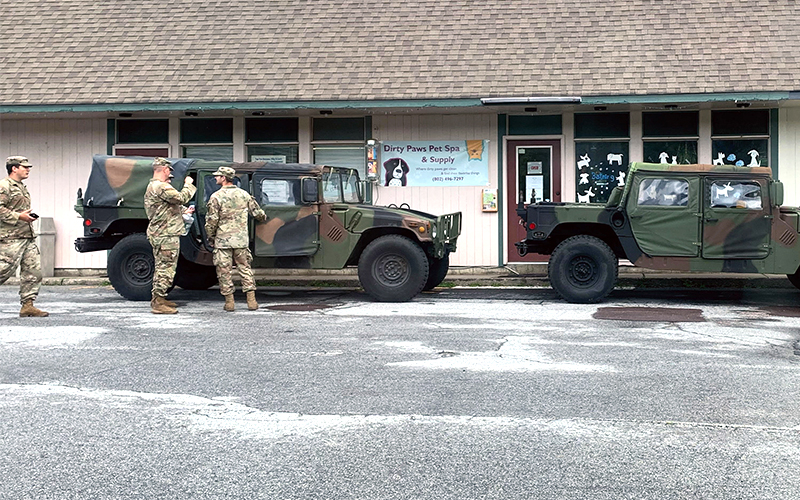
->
<box><xmin>2</xmin><ymin>284</ymin><xmax>800</xmax><ymax>499</ymax></box>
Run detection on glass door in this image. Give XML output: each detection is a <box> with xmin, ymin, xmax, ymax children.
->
<box><xmin>506</xmin><ymin>140</ymin><xmax>561</xmax><ymax>263</ymax></box>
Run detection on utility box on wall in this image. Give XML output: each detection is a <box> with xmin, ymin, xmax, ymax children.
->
<box><xmin>34</xmin><ymin>217</ymin><xmax>56</xmax><ymax>277</ymax></box>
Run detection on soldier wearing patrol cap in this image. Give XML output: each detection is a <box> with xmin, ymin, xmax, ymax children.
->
<box><xmin>144</xmin><ymin>157</ymin><xmax>196</xmax><ymax>314</ymax></box>
<box><xmin>205</xmin><ymin>166</ymin><xmax>267</xmax><ymax>311</ymax></box>
<box><xmin>0</xmin><ymin>156</ymin><xmax>48</xmax><ymax>317</ymax></box>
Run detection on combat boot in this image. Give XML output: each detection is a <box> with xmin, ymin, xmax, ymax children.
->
<box><xmin>224</xmin><ymin>294</ymin><xmax>235</xmax><ymax>312</ymax></box>
<box><xmin>246</xmin><ymin>291</ymin><xmax>259</xmax><ymax>311</ymax></box>
<box><xmin>151</xmin><ymin>296</ymin><xmax>177</xmax><ymax>314</ymax></box>
<box><xmin>20</xmin><ymin>300</ymin><xmax>49</xmax><ymax>317</ymax></box>
<box><xmin>161</xmin><ymin>297</ymin><xmax>178</xmax><ymax>308</ymax></box>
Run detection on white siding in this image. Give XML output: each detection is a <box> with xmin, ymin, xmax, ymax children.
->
<box><xmin>0</xmin><ymin>118</ymin><xmax>108</xmax><ymax>269</ymax></box>
<box><xmin>372</xmin><ymin>114</ymin><xmax>499</xmax><ymax>267</ymax></box>
<box><xmin>779</xmin><ymin>107</ymin><xmax>800</xmax><ymax>207</ymax></box>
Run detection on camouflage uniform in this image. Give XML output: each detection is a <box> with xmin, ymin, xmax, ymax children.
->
<box><xmin>205</xmin><ymin>168</ymin><xmax>267</xmax><ymax>296</ymax></box>
<box><xmin>144</xmin><ymin>163</ymin><xmax>196</xmax><ymax>298</ymax></box>
<box><xmin>0</xmin><ymin>170</ymin><xmax>42</xmax><ymax>304</ymax></box>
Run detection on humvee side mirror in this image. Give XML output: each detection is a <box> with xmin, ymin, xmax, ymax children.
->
<box><xmin>301</xmin><ymin>178</ymin><xmax>319</xmax><ymax>203</ymax></box>
<box><xmin>770</xmin><ymin>181</ymin><xmax>784</xmax><ymax>206</ymax></box>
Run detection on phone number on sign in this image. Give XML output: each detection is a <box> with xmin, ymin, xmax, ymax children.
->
<box><xmin>431</xmin><ymin>176</ymin><xmax>465</xmax><ymax>182</ymax></box>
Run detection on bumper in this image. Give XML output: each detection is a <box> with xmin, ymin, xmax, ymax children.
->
<box><xmin>74</xmin><ymin>237</ymin><xmax>117</xmax><ymax>253</ymax></box>
<box><xmin>432</xmin><ymin>212</ymin><xmax>462</xmax><ymax>258</ymax></box>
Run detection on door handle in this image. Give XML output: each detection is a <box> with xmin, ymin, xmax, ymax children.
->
<box><xmin>629</xmin><ymin>215</ymin><xmax>642</xmax><ymax>219</ymax></box>
<box><xmin>705</xmin><ymin>218</ymin><xmax>718</xmax><ymax>222</ymax></box>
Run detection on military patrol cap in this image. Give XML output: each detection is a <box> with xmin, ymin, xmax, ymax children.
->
<box><xmin>212</xmin><ymin>166</ymin><xmax>236</xmax><ymax>179</ymax></box>
<box><xmin>6</xmin><ymin>156</ymin><xmax>33</xmax><ymax>167</ymax></box>
<box><xmin>152</xmin><ymin>157</ymin><xmax>172</xmax><ymax>169</ymax></box>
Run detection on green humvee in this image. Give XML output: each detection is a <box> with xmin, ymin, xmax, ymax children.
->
<box><xmin>75</xmin><ymin>155</ymin><xmax>461</xmax><ymax>302</ymax></box>
<box><xmin>515</xmin><ymin>162</ymin><xmax>799</xmax><ymax>303</ymax></box>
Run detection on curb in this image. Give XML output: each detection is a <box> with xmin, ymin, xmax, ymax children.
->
<box><xmin>1</xmin><ymin>270</ymin><xmax>794</xmax><ymax>290</ymax></box>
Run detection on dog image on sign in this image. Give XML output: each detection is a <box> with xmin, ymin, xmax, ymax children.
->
<box><xmin>384</xmin><ymin>158</ymin><xmax>410</xmax><ymax>187</ymax></box>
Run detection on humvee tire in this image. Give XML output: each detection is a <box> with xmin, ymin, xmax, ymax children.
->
<box><xmin>174</xmin><ymin>256</ymin><xmax>218</xmax><ymax>291</ymax></box>
<box><xmin>548</xmin><ymin>235</ymin><xmax>618</xmax><ymax>303</ymax></box>
<box><xmin>358</xmin><ymin>235</ymin><xmax>429</xmax><ymax>302</ymax></box>
<box><xmin>423</xmin><ymin>251</ymin><xmax>450</xmax><ymax>291</ymax></box>
<box><xmin>107</xmin><ymin>233</ymin><xmax>154</xmax><ymax>301</ymax></box>
<box><xmin>787</xmin><ymin>269</ymin><xmax>800</xmax><ymax>290</ymax></box>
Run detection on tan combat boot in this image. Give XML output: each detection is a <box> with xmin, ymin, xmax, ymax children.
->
<box><xmin>246</xmin><ymin>291</ymin><xmax>258</xmax><ymax>311</ymax></box>
<box><xmin>20</xmin><ymin>300</ymin><xmax>49</xmax><ymax>317</ymax></box>
<box><xmin>223</xmin><ymin>294</ymin><xmax>235</xmax><ymax>312</ymax></box>
<box><xmin>161</xmin><ymin>297</ymin><xmax>178</xmax><ymax>308</ymax></box>
<box><xmin>151</xmin><ymin>296</ymin><xmax>177</xmax><ymax>314</ymax></box>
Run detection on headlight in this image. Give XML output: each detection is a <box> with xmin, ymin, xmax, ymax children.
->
<box><xmin>431</xmin><ymin>223</ymin><xmax>437</xmax><ymax>239</ymax></box>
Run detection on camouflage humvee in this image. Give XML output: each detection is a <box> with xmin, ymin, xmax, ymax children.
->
<box><xmin>75</xmin><ymin>155</ymin><xmax>461</xmax><ymax>302</ymax></box>
<box><xmin>515</xmin><ymin>162</ymin><xmax>799</xmax><ymax>303</ymax></box>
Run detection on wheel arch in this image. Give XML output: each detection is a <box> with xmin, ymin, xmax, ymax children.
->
<box><xmin>345</xmin><ymin>227</ymin><xmax>430</xmax><ymax>266</ymax></box>
<box><xmin>544</xmin><ymin>223</ymin><xmax>625</xmax><ymax>258</ymax></box>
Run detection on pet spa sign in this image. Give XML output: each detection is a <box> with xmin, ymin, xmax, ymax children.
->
<box><xmin>380</xmin><ymin>140</ymin><xmax>489</xmax><ymax>187</ymax></box>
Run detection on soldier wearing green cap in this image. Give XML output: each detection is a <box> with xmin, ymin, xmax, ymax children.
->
<box><xmin>0</xmin><ymin>156</ymin><xmax>48</xmax><ymax>317</ymax></box>
<box><xmin>144</xmin><ymin>157</ymin><xmax>196</xmax><ymax>314</ymax></box>
<box><xmin>205</xmin><ymin>166</ymin><xmax>267</xmax><ymax>311</ymax></box>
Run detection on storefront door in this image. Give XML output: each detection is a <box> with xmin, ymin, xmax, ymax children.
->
<box><xmin>506</xmin><ymin>140</ymin><xmax>561</xmax><ymax>263</ymax></box>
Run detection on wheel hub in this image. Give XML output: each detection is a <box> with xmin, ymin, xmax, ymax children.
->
<box><xmin>126</xmin><ymin>252</ymin><xmax>153</xmax><ymax>284</ymax></box>
<box><xmin>569</xmin><ymin>256</ymin><xmax>597</xmax><ymax>287</ymax></box>
<box><xmin>376</xmin><ymin>254</ymin><xmax>408</xmax><ymax>286</ymax></box>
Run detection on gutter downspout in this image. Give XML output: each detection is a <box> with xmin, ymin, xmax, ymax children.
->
<box><xmin>497</xmin><ymin>114</ymin><xmax>507</xmax><ymax>267</ymax></box>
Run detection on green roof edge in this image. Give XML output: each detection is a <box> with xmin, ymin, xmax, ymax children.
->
<box><xmin>0</xmin><ymin>92</ymin><xmax>794</xmax><ymax>114</ymax></box>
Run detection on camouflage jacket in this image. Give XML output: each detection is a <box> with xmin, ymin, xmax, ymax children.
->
<box><xmin>205</xmin><ymin>185</ymin><xmax>267</xmax><ymax>249</ymax></box>
<box><xmin>144</xmin><ymin>179</ymin><xmax>197</xmax><ymax>239</ymax></box>
<box><xmin>0</xmin><ymin>176</ymin><xmax>35</xmax><ymax>240</ymax></box>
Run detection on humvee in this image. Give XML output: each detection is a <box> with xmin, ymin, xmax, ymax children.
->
<box><xmin>515</xmin><ymin>162</ymin><xmax>800</xmax><ymax>303</ymax></box>
<box><xmin>74</xmin><ymin>155</ymin><xmax>461</xmax><ymax>302</ymax></box>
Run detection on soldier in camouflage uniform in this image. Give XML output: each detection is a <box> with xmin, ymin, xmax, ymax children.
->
<box><xmin>0</xmin><ymin>156</ymin><xmax>48</xmax><ymax>317</ymax></box>
<box><xmin>205</xmin><ymin>166</ymin><xmax>267</xmax><ymax>311</ymax></box>
<box><xmin>144</xmin><ymin>157</ymin><xmax>196</xmax><ymax>314</ymax></box>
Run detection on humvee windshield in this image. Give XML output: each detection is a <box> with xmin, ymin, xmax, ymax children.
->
<box><xmin>322</xmin><ymin>168</ymin><xmax>362</xmax><ymax>204</ymax></box>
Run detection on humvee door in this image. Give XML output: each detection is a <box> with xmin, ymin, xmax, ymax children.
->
<box><xmin>252</xmin><ymin>174</ymin><xmax>319</xmax><ymax>257</ymax></box>
<box><xmin>628</xmin><ymin>175</ymin><xmax>700</xmax><ymax>256</ymax></box>
<box><xmin>195</xmin><ymin>171</ymin><xmax>250</xmax><ymax>243</ymax></box>
<box><xmin>702</xmin><ymin>178</ymin><xmax>770</xmax><ymax>259</ymax></box>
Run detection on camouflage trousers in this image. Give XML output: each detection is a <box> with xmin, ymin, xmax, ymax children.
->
<box><xmin>213</xmin><ymin>247</ymin><xmax>255</xmax><ymax>296</ymax></box>
<box><xmin>149</xmin><ymin>236</ymin><xmax>180</xmax><ymax>298</ymax></box>
<box><xmin>0</xmin><ymin>238</ymin><xmax>42</xmax><ymax>304</ymax></box>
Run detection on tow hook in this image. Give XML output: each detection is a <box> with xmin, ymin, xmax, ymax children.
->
<box><xmin>515</xmin><ymin>241</ymin><xmax>529</xmax><ymax>257</ymax></box>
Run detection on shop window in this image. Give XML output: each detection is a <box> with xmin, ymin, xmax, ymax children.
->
<box><xmin>114</xmin><ymin>147</ymin><xmax>170</xmax><ymax>157</ymax></box>
<box><xmin>180</xmin><ymin>118</ymin><xmax>233</xmax><ymax>161</ymax></box>
<box><xmin>637</xmin><ymin>179</ymin><xmax>689</xmax><ymax>207</ymax></box>
<box><xmin>246</xmin><ymin>118</ymin><xmax>299</xmax><ymax>163</ymax></box>
<box><xmin>642</xmin><ymin>111</ymin><xmax>698</xmax><ymax>164</ymax></box>
<box><xmin>574</xmin><ymin>113</ymin><xmax>629</xmax><ymax>139</ymax></box>
<box><xmin>574</xmin><ymin>113</ymin><xmax>629</xmax><ymax>204</ymax></box>
<box><xmin>711</xmin><ymin>110</ymin><xmax>769</xmax><ymax>168</ymax></box>
<box><xmin>313</xmin><ymin>117</ymin><xmax>365</xmax><ymax>141</ymax></box>
<box><xmin>180</xmin><ymin>118</ymin><xmax>233</xmax><ymax>143</ymax></box>
<box><xmin>313</xmin><ymin>146</ymin><xmax>365</xmax><ymax>171</ymax></box>
<box><xmin>246</xmin><ymin>117</ymin><xmax>298</xmax><ymax>142</ymax></box>
<box><xmin>712</xmin><ymin>110</ymin><xmax>769</xmax><ymax>136</ymax></box>
<box><xmin>117</xmin><ymin>119</ymin><xmax>169</xmax><ymax>144</ymax></box>
<box><xmin>574</xmin><ymin>141</ymin><xmax>629</xmax><ymax>204</ymax></box>
<box><xmin>312</xmin><ymin>117</ymin><xmax>366</xmax><ymax>176</ymax></box>
<box><xmin>508</xmin><ymin>115</ymin><xmax>562</xmax><ymax>135</ymax></box>
<box><xmin>643</xmin><ymin>141</ymin><xmax>698</xmax><ymax>165</ymax></box>
<box><xmin>643</xmin><ymin>111</ymin><xmax>698</xmax><ymax>137</ymax></box>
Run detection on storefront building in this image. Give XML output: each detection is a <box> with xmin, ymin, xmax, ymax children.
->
<box><xmin>1</xmin><ymin>1</ymin><xmax>799</xmax><ymax>272</ymax></box>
